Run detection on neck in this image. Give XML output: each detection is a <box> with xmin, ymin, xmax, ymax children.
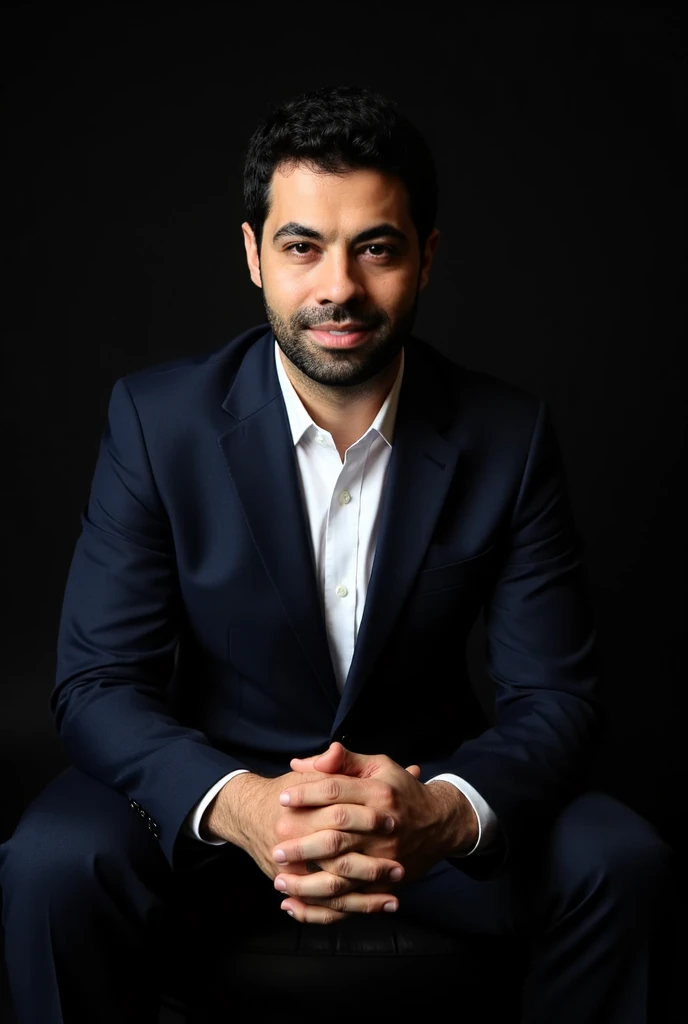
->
<box><xmin>278</xmin><ymin>349</ymin><xmax>402</xmax><ymax>451</ymax></box>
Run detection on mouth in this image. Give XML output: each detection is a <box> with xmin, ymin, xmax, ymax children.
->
<box><xmin>308</xmin><ymin>324</ymin><xmax>374</xmax><ymax>349</ymax></box>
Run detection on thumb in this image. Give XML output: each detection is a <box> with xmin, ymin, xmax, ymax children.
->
<box><xmin>290</xmin><ymin>741</ymin><xmax>342</xmax><ymax>774</ymax></box>
<box><xmin>405</xmin><ymin>764</ymin><xmax>422</xmax><ymax>779</ymax></box>
<box><xmin>292</xmin><ymin>741</ymin><xmax>361</xmax><ymax>776</ymax></box>
<box><xmin>313</xmin><ymin>741</ymin><xmax>375</xmax><ymax>778</ymax></box>
<box><xmin>312</xmin><ymin>740</ymin><xmax>348</xmax><ymax>772</ymax></box>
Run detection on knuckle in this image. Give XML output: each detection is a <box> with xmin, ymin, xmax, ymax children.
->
<box><xmin>332</xmin><ymin>804</ymin><xmax>349</xmax><ymax>828</ymax></box>
<box><xmin>323</xmin><ymin>778</ymin><xmax>341</xmax><ymax>801</ymax></box>
<box><xmin>326</xmin><ymin>874</ymin><xmax>342</xmax><ymax>897</ymax></box>
<box><xmin>275</xmin><ymin>818</ymin><xmax>291</xmax><ymax>840</ymax></box>
<box><xmin>336</xmin><ymin>855</ymin><xmax>351</xmax><ymax>876</ymax></box>
<box><xmin>326</xmin><ymin>830</ymin><xmax>341</xmax><ymax>856</ymax></box>
<box><xmin>380</xmin><ymin>783</ymin><xmax>395</xmax><ymax>807</ymax></box>
<box><xmin>369</xmin><ymin>861</ymin><xmax>384</xmax><ymax>882</ymax></box>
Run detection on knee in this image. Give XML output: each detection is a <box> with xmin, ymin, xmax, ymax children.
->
<box><xmin>0</xmin><ymin>776</ymin><xmax>152</xmax><ymax>910</ymax></box>
<box><xmin>1</xmin><ymin>809</ymin><xmax>101</xmax><ymax>906</ymax></box>
<box><xmin>554</xmin><ymin>792</ymin><xmax>674</xmax><ymax>905</ymax></box>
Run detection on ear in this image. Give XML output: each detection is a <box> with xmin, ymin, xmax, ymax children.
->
<box><xmin>241</xmin><ymin>222</ymin><xmax>263</xmax><ymax>288</ymax></box>
<box><xmin>419</xmin><ymin>227</ymin><xmax>440</xmax><ymax>292</ymax></box>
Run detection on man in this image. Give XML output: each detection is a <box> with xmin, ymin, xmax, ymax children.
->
<box><xmin>0</xmin><ymin>85</ymin><xmax>672</xmax><ymax>1022</ymax></box>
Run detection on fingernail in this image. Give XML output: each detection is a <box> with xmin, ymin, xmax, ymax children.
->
<box><xmin>274</xmin><ymin>877</ymin><xmax>287</xmax><ymax>891</ymax></box>
<box><xmin>383</xmin><ymin>901</ymin><xmax>398</xmax><ymax>912</ymax></box>
<box><xmin>390</xmin><ymin>867</ymin><xmax>403</xmax><ymax>881</ymax></box>
<box><xmin>384</xmin><ymin>816</ymin><xmax>395</xmax><ymax>832</ymax></box>
<box><xmin>274</xmin><ymin>849</ymin><xmax>288</xmax><ymax>863</ymax></box>
<box><xmin>279</xmin><ymin>793</ymin><xmax>291</xmax><ymax>805</ymax></box>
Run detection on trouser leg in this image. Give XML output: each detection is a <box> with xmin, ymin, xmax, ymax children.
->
<box><xmin>398</xmin><ymin>791</ymin><xmax>675</xmax><ymax>1023</ymax></box>
<box><xmin>0</xmin><ymin>766</ymin><xmax>258</xmax><ymax>1024</ymax></box>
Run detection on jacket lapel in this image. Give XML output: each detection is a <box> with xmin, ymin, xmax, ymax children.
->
<box><xmin>217</xmin><ymin>330</ymin><xmax>459</xmax><ymax>729</ymax></box>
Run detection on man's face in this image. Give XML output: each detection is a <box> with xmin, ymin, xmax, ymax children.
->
<box><xmin>242</xmin><ymin>163</ymin><xmax>439</xmax><ymax>388</ymax></box>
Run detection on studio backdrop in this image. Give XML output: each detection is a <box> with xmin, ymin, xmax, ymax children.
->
<box><xmin>2</xmin><ymin>6</ymin><xmax>684</xmax><ymax>867</ymax></box>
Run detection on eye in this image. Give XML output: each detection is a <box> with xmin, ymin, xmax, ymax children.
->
<box><xmin>286</xmin><ymin>242</ymin><xmax>314</xmax><ymax>256</ymax></box>
<box><xmin>362</xmin><ymin>244</ymin><xmax>396</xmax><ymax>259</ymax></box>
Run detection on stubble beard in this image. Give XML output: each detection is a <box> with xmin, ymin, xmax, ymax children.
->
<box><xmin>263</xmin><ymin>294</ymin><xmax>419</xmax><ymax>390</ymax></box>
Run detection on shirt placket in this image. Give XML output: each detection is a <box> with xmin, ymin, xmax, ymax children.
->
<box><xmin>323</xmin><ymin>438</ymin><xmax>369</xmax><ymax>689</ymax></box>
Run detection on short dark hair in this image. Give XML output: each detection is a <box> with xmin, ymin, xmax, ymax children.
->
<box><xmin>243</xmin><ymin>84</ymin><xmax>438</xmax><ymax>253</ymax></box>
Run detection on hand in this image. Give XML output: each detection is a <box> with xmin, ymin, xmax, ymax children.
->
<box><xmin>201</xmin><ymin>768</ymin><xmax>406</xmax><ymax>922</ymax></box>
<box><xmin>276</xmin><ymin>743</ymin><xmax>475</xmax><ymax>924</ymax></box>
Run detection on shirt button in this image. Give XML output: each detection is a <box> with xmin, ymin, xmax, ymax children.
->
<box><xmin>339</xmin><ymin>490</ymin><xmax>351</xmax><ymax>505</ymax></box>
<box><xmin>335</xmin><ymin>584</ymin><xmax>348</xmax><ymax>598</ymax></box>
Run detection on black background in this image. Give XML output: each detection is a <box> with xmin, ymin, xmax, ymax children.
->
<box><xmin>1</xmin><ymin>4</ymin><xmax>685</xmax><ymax>1018</ymax></box>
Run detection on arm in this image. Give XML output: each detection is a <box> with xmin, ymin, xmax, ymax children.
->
<box><xmin>183</xmin><ymin>770</ymin><xmax>250</xmax><ymax>843</ymax></box>
<box><xmin>52</xmin><ymin>378</ymin><xmax>250</xmax><ymax>868</ymax></box>
<box><xmin>425</xmin><ymin>774</ymin><xmax>501</xmax><ymax>855</ymax></box>
<box><xmin>419</xmin><ymin>400</ymin><xmax>603</xmax><ymax>875</ymax></box>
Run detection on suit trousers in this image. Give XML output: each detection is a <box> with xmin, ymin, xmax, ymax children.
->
<box><xmin>0</xmin><ymin>765</ymin><xmax>675</xmax><ymax>1024</ymax></box>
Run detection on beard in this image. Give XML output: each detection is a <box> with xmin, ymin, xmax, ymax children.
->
<box><xmin>263</xmin><ymin>292</ymin><xmax>419</xmax><ymax>389</ymax></box>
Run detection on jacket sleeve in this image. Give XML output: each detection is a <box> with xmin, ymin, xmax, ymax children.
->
<box><xmin>419</xmin><ymin>399</ymin><xmax>604</xmax><ymax>879</ymax></box>
<box><xmin>52</xmin><ymin>378</ymin><xmax>248</xmax><ymax>868</ymax></box>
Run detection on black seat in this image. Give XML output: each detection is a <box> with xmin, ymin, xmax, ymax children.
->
<box><xmin>158</xmin><ymin>907</ymin><xmax>526</xmax><ymax>1022</ymax></box>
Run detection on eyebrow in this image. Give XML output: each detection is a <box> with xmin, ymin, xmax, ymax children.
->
<box><xmin>271</xmin><ymin>221</ymin><xmax>409</xmax><ymax>246</ymax></box>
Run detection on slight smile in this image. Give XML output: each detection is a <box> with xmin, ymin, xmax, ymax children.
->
<box><xmin>308</xmin><ymin>325</ymin><xmax>373</xmax><ymax>348</ymax></box>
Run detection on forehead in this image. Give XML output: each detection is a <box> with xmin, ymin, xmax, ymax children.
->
<box><xmin>266</xmin><ymin>162</ymin><xmax>412</xmax><ymax>225</ymax></box>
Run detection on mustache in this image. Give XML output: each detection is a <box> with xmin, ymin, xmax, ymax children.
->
<box><xmin>294</xmin><ymin>308</ymin><xmax>384</xmax><ymax>330</ymax></box>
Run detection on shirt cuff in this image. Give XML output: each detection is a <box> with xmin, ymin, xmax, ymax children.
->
<box><xmin>425</xmin><ymin>773</ymin><xmax>500</xmax><ymax>856</ymax></box>
<box><xmin>183</xmin><ymin>769</ymin><xmax>251</xmax><ymax>844</ymax></box>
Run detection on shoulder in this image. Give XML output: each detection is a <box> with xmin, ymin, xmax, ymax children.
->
<box><xmin>113</xmin><ymin>324</ymin><xmax>270</xmax><ymax>411</ymax></box>
<box><xmin>410</xmin><ymin>337</ymin><xmax>543</xmax><ymax>436</ymax></box>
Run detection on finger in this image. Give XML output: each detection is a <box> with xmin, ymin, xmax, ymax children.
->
<box><xmin>405</xmin><ymin>764</ymin><xmax>422</xmax><ymax>779</ymax></box>
<box><xmin>274</xmin><ymin>817</ymin><xmax>398</xmax><ymax>866</ymax></box>
<box><xmin>279</xmin><ymin>774</ymin><xmax>387</xmax><ymax>810</ymax></box>
<box><xmin>273</xmin><ymin>827</ymin><xmax>357</xmax><ymax>866</ymax></box>
<box><xmin>290</xmin><ymin>742</ymin><xmax>341</xmax><ymax>773</ymax></box>
<box><xmin>282</xmin><ymin>802</ymin><xmax>395</xmax><ymax>840</ymax></box>
<box><xmin>282</xmin><ymin>897</ymin><xmax>351</xmax><ymax>924</ymax></box>
<box><xmin>291</xmin><ymin>742</ymin><xmax>372</xmax><ymax>781</ymax></box>
<box><xmin>274</xmin><ymin>853</ymin><xmax>403</xmax><ymax>898</ymax></box>
<box><xmin>281</xmin><ymin>890</ymin><xmax>399</xmax><ymax>924</ymax></box>
<box><xmin>289</xmin><ymin>757</ymin><xmax>318</xmax><ymax>772</ymax></box>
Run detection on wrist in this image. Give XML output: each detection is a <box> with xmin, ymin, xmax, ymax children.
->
<box><xmin>426</xmin><ymin>781</ymin><xmax>479</xmax><ymax>857</ymax></box>
<box><xmin>201</xmin><ymin>772</ymin><xmax>265</xmax><ymax>845</ymax></box>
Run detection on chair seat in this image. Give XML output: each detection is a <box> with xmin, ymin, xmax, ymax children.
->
<box><xmin>159</xmin><ymin>907</ymin><xmax>525</xmax><ymax>1022</ymax></box>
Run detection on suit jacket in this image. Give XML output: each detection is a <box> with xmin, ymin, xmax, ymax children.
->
<box><xmin>52</xmin><ymin>324</ymin><xmax>603</xmax><ymax>878</ymax></box>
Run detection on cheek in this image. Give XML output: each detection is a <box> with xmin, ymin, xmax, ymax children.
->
<box><xmin>373</xmin><ymin>269</ymin><xmax>418</xmax><ymax>316</ymax></box>
<box><xmin>263</xmin><ymin>267</ymin><xmax>310</xmax><ymax>311</ymax></box>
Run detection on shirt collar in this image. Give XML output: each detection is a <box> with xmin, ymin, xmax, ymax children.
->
<box><xmin>274</xmin><ymin>339</ymin><xmax>405</xmax><ymax>449</ymax></box>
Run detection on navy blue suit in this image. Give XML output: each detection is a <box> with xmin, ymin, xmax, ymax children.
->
<box><xmin>0</xmin><ymin>326</ymin><xmax>673</xmax><ymax>1022</ymax></box>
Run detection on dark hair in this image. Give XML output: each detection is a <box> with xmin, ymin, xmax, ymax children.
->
<box><xmin>243</xmin><ymin>84</ymin><xmax>438</xmax><ymax>253</ymax></box>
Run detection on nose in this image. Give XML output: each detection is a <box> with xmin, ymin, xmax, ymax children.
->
<box><xmin>312</xmin><ymin>250</ymin><xmax>366</xmax><ymax>307</ymax></box>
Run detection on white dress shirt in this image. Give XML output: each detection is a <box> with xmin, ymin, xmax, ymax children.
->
<box><xmin>184</xmin><ymin>342</ymin><xmax>499</xmax><ymax>856</ymax></box>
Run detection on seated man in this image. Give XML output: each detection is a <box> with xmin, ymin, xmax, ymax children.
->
<box><xmin>0</xmin><ymin>84</ymin><xmax>673</xmax><ymax>1023</ymax></box>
